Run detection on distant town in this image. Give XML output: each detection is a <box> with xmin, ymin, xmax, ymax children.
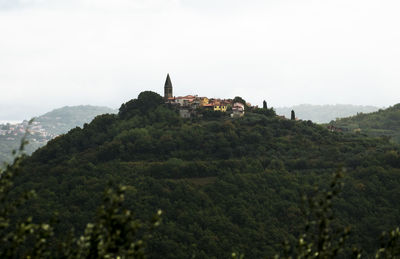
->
<box><xmin>0</xmin><ymin>105</ymin><xmax>116</xmax><ymax>164</ymax></box>
<box><xmin>0</xmin><ymin>120</ymin><xmax>55</xmax><ymax>143</ymax></box>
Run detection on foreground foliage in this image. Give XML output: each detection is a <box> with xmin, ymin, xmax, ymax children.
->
<box><xmin>2</xmin><ymin>159</ymin><xmax>400</xmax><ymax>258</ymax></box>
<box><xmin>0</xmin><ymin>147</ymin><xmax>161</xmax><ymax>258</ymax></box>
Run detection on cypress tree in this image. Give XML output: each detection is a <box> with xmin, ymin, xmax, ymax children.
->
<box><xmin>291</xmin><ymin>110</ymin><xmax>296</xmax><ymax>120</ymax></box>
<box><xmin>263</xmin><ymin>100</ymin><xmax>267</xmax><ymax>109</ymax></box>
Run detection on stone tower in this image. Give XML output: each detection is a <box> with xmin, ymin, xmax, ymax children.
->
<box><xmin>164</xmin><ymin>74</ymin><xmax>173</xmax><ymax>100</ymax></box>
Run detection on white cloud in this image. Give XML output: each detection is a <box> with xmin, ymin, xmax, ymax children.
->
<box><xmin>0</xmin><ymin>0</ymin><xmax>400</xmax><ymax>119</ymax></box>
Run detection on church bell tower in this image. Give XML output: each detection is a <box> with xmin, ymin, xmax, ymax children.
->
<box><xmin>164</xmin><ymin>74</ymin><xmax>173</xmax><ymax>100</ymax></box>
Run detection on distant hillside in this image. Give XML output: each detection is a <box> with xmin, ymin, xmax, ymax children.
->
<box><xmin>329</xmin><ymin>103</ymin><xmax>400</xmax><ymax>144</ymax></box>
<box><xmin>34</xmin><ymin>105</ymin><xmax>117</xmax><ymax>135</ymax></box>
<box><xmin>0</xmin><ymin>105</ymin><xmax>116</xmax><ymax>164</ymax></box>
<box><xmin>275</xmin><ymin>104</ymin><xmax>380</xmax><ymax>123</ymax></box>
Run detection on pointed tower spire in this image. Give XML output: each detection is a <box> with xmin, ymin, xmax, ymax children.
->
<box><xmin>164</xmin><ymin>73</ymin><xmax>173</xmax><ymax>100</ymax></box>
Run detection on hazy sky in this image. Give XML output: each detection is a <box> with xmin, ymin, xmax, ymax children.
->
<box><xmin>1</xmin><ymin>0</ymin><xmax>399</xmax><ymax>119</ymax></box>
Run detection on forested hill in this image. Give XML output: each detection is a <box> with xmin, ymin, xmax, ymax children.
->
<box><xmin>13</xmin><ymin>91</ymin><xmax>400</xmax><ymax>258</ymax></box>
<box><xmin>0</xmin><ymin>105</ymin><xmax>116</xmax><ymax>164</ymax></box>
<box><xmin>275</xmin><ymin>104</ymin><xmax>380</xmax><ymax>123</ymax></box>
<box><xmin>329</xmin><ymin>103</ymin><xmax>400</xmax><ymax>144</ymax></box>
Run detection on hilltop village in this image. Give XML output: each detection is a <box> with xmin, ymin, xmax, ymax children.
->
<box><xmin>160</xmin><ymin>74</ymin><xmax>351</xmax><ymax>133</ymax></box>
<box><xmin>163</xmin><ymin>74</ymin><xmax>249</xmax><ymax>118</ymax></box>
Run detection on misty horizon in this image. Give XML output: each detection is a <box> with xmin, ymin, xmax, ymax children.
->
<box><xmin>0</xmin><ymin>101</ymin><xmax>384</xmax><ymax>123</ymax></box>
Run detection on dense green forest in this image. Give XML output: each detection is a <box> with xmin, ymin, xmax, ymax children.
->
<box><xmin>275</xmin><ymin>104</ymin><xmax>380</xmax><ymax>123</ymax></box>
<box><xmin>0</xmin><ymin>105</ymin><xmax>116</xmax><ymax>165</ymax></box>
<box><xmin>5</xmin><ymin>92</ymin><xmax>400</xmax><ymax>258</ymax></box>
<box><xmin>329</xmin><ymin>104</ymin><xmax>400</xmax><ymax>144</ymax></box>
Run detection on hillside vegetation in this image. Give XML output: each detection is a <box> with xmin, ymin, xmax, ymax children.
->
<box><xmin>8</xmin><ymin>92</ymin><xmax>400</xmax><ymax>258</ymax></box>
<box><xmin>329</xmin><ymin>104</ymin><xmax>400</xmax><ymax>144</ymax></box>
<box><xmin>275</xmin><ymin>104</ymin><xmax>380</xmax><ymax>123</ymax></box>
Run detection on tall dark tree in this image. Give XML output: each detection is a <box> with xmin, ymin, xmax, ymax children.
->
<box><xmin>263</xmin><ymin>100</ymin><xmax>267</xmax><ymax>109</ymax></box>
<box><xmin>291</xmin><ymin>110</ymin><xmax>296</xmax><ymax>120</ymax></box>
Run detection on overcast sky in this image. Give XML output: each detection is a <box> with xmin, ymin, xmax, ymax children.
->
<box><xmin>1</xmin><ymin>0</ymin><xmax>399</xmax><ymax>120</ymax></box>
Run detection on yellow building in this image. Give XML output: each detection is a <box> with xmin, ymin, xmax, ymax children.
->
<box><xmin>199</xmin><ymin>97</ymin><xmax>209</xmax><ymax>106</ymax></box>
<box><xmin>213</xmin><ymin>105</ymin><xmax>227</xmax><ymax>112</ymax></box>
